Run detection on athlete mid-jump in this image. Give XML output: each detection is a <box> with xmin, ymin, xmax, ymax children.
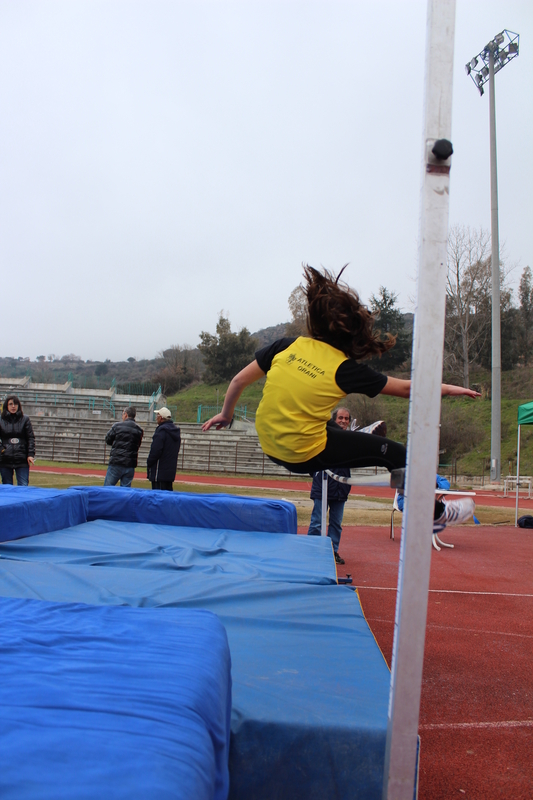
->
<box><xmin>202</xmin><ymin>265</ymin><xmax>478</xmax><ymax>529</ymax></box>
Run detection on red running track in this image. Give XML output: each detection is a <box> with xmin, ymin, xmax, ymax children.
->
<box><xmin>322</xmin><ymin>523</ymin><xmax>533</xmax><ymax>799</ymax></box>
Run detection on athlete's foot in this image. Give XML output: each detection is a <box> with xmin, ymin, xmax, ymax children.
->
<box><xmin>433</xmin><ymin>498</ymin><xmax>475</xmax><ymax>533</ymax></box>
<box><xmin>358</xmin><ymin>420</ymin><xmax>387</xmax><ymax>437</ymax></box>
<box><xmin>334</xmin><ymin>551</ymin><xmax>345</xmax><ymax>565</ymax></box>
<box><xmin>390</xmin><ymin>468</ymin><xmax>405</xmax><ymax>490</ymax></box>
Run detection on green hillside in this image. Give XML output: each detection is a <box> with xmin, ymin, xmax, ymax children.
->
<box><xmin>168</xmin><ymin>378</ymin><xmax>267</xmax><ymax>424</ymax></box>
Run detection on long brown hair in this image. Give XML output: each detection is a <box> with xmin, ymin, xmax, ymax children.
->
<box><xmin>304</xmin><ymin>265</ymin><xmax>396</xmax><ymax>360</ymax></box>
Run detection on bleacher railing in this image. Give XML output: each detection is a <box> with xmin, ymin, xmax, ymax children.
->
<box><xmin>102</xmin><ymin>398</ymin><xmax>116</xmax><ymax>418</ymax></box>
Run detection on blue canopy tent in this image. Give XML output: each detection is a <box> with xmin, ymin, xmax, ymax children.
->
<box><xmin>515</xmin><ymin>401</ymin><xmax>533</xmax><ymax>526</ymax></box>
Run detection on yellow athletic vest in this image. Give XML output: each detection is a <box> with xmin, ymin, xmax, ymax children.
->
<box><xmin>255</xmin><ymin>337</ymin><xmax>347</xmax><ymax>463</ymax></box>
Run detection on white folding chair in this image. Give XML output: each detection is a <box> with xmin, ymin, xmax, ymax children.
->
<box><xmin>390</xmin><ymin>490</ymin><xmax>456</xmax><ymax>551</ymax></box>
<box><xmin>390</xmin><ymin>490</ymin><xmax>402</xmax><ymax>540</ymax></box>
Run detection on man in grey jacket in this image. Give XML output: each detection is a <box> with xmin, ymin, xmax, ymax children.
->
<box><xmin>104</xmin><ymin>407</ymin><xmax>144</xmax><ymax>487</ymax></box>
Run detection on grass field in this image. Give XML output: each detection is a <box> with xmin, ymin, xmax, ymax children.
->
<box><xmin>28</xmin><ymin>468</ymin><xmax>517</xmax><ymax>527</ymax></box>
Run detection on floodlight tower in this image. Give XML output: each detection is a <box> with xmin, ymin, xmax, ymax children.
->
<box><xmin>465</xmin><ymin>30</ymin><xmax>519</xmax><ymax>484</ymax></box>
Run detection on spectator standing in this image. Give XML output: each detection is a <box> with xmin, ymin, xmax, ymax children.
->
<box><xmin>0</xmin><ymin>395</ymin><xmax>35</xmax><ymax>486</ymax></box>
<box><xmin>147</xmin><ymin>407</ymin><xmax>181</xmax><ymax>491</ymax></box>
<box><xmin>307</xmin><ymin>407</ymin><xmax>352</xmax><ymax>565</ymax></box>
<box><xmin>104</xmin><ymin>407</ymin><xmax>144</xmax><ymax>487</ymax></box>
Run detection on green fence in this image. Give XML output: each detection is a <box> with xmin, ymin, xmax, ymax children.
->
<box><xmin>116</xmin><ymin>382</ymin><xmax>162</xmax><ymax>396</ymax></box>
<box><xmin>196</xmin><ymin>404</ymin><xmax>251</xmax><ymax>424</ymax></box>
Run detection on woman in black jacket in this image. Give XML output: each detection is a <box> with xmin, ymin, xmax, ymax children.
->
<box><xmin>0</xmin><ymin>395</ymin><xmax>36</xmax><ymax>486</ymax></box>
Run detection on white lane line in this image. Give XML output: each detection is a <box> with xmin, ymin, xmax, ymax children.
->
<box><xmin>364</xmin><ymin>618</ymin><xmax>533</xmax><ymax>639</ymax></box>
<box><xmin>420</xmin><ymin>720</ymin><xmax>533</xmax><ymax>731</ymax></box>
<box><xmin>359</xmin><ymin>587</ymin><xmax>533</xmax><ymax>598</ymax></box>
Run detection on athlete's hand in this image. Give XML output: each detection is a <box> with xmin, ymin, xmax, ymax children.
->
<box><xmin>442</xmin><ymin>384</ymin><xmax>481</xmax><ymax>398</ymax></box>
<box><xmin>202</xmin><ymin>414</ymin><xmax>232</xmax><ymax>431</ymax></box>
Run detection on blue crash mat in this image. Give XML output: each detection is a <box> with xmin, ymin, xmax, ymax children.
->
<box><xmin>73</xmin><ymin>486</ymin><xmax>297</xmax><ymax>534</ymax></box>
<box><xmin>0</xmin><ymin>485</ymin><xmax>88</xmax><ymax>542</ymax></box>
<box><xmin>0</xmin><ymin>597</ymin><xmax>231</xmax><ymax>800</ymax></box>
<box><xmin>0</xmin><ymin>519</ymin><xmax>336</xmax><ymax>584</ymax></box>
<box><xmin>0</xmin><ymin>522</ymin><xmax>389</xmax><ymax>800</ymax></box>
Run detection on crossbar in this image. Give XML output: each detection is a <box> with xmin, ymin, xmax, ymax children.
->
<box><xmin>325</xmin><ymin>471</ymin><xmax>475</xmax><ymax>496</ymax></box>
<box><xmin>325</xmin><ymin>468</ymin><xmax>405</xmax><ymax>489</ymax></box>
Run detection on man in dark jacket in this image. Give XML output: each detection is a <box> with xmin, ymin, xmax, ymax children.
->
<box><xmin>104</xmin><ymin>407</ymin><xmax>144</xmax><ymax>487</ymax></box>
<box><xmin>307</xmin><ymin>407</ymin><xmax>352</xmax><ymax>565</ymax></box>
<box><xmin>146</xmin><ymin>407</ymin><xmax>181</xmax><ymax>491</ymax></box>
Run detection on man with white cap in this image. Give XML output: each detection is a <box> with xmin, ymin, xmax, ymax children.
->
<box><xmin>146</xmin><ymin>407</ymin><xmax>181</xmax><ymax>491</ymax></box>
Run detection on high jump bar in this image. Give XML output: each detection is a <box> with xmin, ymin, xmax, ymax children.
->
<box><xmin>325</xmin><ymin>470</ymin><xmax>475</xmax><ymax>496</ymax></box>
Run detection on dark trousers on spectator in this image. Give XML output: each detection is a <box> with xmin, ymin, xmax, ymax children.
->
<box><xmin>1</xmin><ymin>466</ymin><xmax>30</xmax><ymax>486</ymax></box>
<box><xmin>151</xmin><ymin>481</ymin><xmax>173</xmax><ymax>491</ymax></box>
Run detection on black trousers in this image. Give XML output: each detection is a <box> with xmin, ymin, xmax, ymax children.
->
<box><xmin>269</xmin><ymin>423</ymin><xmax>445</xmax><ymax>519</ymax></box>
<box><xmin>269</xmin><ymin>421</ymin><xmax>407</xmax><ymax>475</ymax></box>
<box><xmin>151</xmin><ymin>481</ymin><xmax>174</xmax><ymax>491</ymax></box>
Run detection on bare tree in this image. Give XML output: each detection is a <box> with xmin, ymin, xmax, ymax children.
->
<box><xmin>286</xmin><ymin>284</ymin><xmax>307</xmax><ymax>336</ymax></box>
<box><xmin>155</xmin><ymin>344</ymin><xmax>202</xmax><ymax>392</ymax></box>
<box><xmin>445</xmin><ymin>226</ymin><xmax>492</xmax><ymax>387</ymax></box>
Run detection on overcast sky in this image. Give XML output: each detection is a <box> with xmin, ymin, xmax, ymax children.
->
<box><xmin>1</xmin><ymin>0</ymin><xmax>531</xmax><ymax>362</ymax></box>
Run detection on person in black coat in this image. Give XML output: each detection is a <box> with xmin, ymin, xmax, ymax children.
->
<box><xmin>146</xmin><ymin>407</ymin><xmax>181</xmax><ymax>491</ymax></box>
<box><xmin>104</xmin><ymin>406</ymin><xmax>144</xmax><ymax>487</ymax></box>
<box><xmin>307</xmin><ymin>407</ymin><xmax>352</xmax><ymax>564</ymax></box>
<box><xmin>0</xmin><ymin>394</ymin><xmax>36</xmax><ymax>486</ymax></box>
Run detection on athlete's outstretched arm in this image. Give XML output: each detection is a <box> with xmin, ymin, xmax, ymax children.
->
<box><xmin>201</xmin><ymin>360</ymin><xmax>266</xmax><ymax>430</ymax></box>
<box><xmin>381</xmin><ymin>376</ymin><xmax>481</xmax><ymax>399</ymax></box>
<box><xmin>440</xmin><ymin>383</ymin><xmax>481</xmax><ymax>398</ymax></box>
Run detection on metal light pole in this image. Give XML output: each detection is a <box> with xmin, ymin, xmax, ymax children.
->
<box><xmin>466</xmin><ymin>30</ymin><xmax>519</xmax><ymax>483</ymax></box>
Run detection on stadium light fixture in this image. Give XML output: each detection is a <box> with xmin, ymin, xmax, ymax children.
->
<box><xmin>466</xmin><ymin>30</ymin><xmax>519</xmax><ymax>484</ymax></box>
<box><xmin>465</xmin><ymin>30</ymin><xmax>519</xmax><ymax>96</ymax></box>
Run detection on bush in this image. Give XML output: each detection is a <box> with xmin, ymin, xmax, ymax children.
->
<box><xmin>439</xmin><ymin>403</ymin><xmax>484</xmax><ymax>459</ymax></box>
<box><xmin>343</xmin><ymin>394</ymin><xmax>387</xmax><ymax>428</ymax></box>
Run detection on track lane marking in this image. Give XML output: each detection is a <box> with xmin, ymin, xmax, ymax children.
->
<box><xmin>419</xmin><ymin>720</ymin><xmax>533</xmax><ymax>731</ymax></box>
<box><xmin>364</xmin><ymin>618</ymin><xmax>533</xmax><ymax>639</ymax></box>
<box><xmin>358</xmin><ymin>587</ymin><xmax>533</xmax><ymax>598</ymax></box>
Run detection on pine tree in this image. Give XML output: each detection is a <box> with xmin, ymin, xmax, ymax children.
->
<box><xmin>198</xmin><ymin>314</ymin><xmax>258</xmax><ymax>383</ymax></box>
<box><xmin>366</xmin><ymin>287</ymin><xmax>411</xmax><ymax>371</ymax></box>
<box><xmin>518</xmin><ymin>266</ymin><xmax>533</xmax><ymax>365</ymax></box>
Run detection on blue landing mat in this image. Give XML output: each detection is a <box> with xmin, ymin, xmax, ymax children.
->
<box><xmin>73</xmin><ymin>486</ymin><xmax>298</xmax><ymax>533</ymax></box>
<box><xmin>0</xmin><ymin>597</ymin><xmax>231</xmax><ymax>800</ymax></box>
<box><xmin>0</xmin><ymin>519</ymin><xmax>336</xmax><ymax>584</ymax></box>
<box><xmin>0</xmin><ymin>522</ymin><xmax>389</xmax><ymax>799</ymax></box>
<box><xmin>0</xmin><ymin>485</ymin><xmax>88</xmax><ymax>542</ymax></box>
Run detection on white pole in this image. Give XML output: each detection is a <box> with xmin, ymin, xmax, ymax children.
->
<box><xmin>515</xmin><ymin>424</ymin><xmax>521</xmax><ymax>527</ymax></box>
<box><xmin>383</xmin><ymin>1</ymin><xmax>456</xmax><ymax>798</ymax></box>
<box><xmin>321</xmin><ymin>471</ymin><xmax>328</xmax><ymax>536</ymax></box>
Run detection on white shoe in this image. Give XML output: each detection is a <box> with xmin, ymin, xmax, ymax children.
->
<box><xmin>433</xmin><ymin>498</ymin><xmax>475</xmax><ymax>533</ymax></box>
<box><xmin>357</xmin><ymin>420</ymin><xmax>387</xmax><ymax>437</ymax></box>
